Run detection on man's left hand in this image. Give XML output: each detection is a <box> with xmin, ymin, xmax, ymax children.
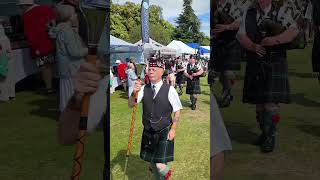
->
<box><xmin>167</xmin><ymin>129</ymin><xmax>176</xmax><ymax>141</ymax></box>
<box><xmin>261</xmin><ymin>37</ymin><xmax>279</xmax><ymax>46</ymax></box>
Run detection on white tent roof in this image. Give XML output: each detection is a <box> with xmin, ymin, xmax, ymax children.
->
<box><xmin>167</xmin><ymin>40</ymin><xmax>196</xmax><ymax>55</ymax></box>
<box><xmin>110</xmin><ymin>35</ymin><xmax>135</xmax><ymax>46</ymax></box>
<box><xmin>135</xmin><ymin>38</ymin><xmax>176</xmax><ymax>55</ymax></box>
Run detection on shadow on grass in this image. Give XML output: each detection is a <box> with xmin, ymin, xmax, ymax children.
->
<box><xmin>180</xmin><ymin>99</ymin><xmax>191</xmax><ymax>108</ymax></box>
<box><xmin>27</xmin><ymin>96</ymin><xmax>59</xmax><ymax>121</ymax></box>
<box><xmin>291</xmin><ymin>93</ymin><xmax>320</xmax><ymax>107</ymax></box>
<box><xmin>225</xmin><ymin>122</ymin><xmax>259</xmax><ymax>145</ymax></box>
<box><xmin>110</xmin><ymin>149</ymin><xmax>149</xmax><ymax>180</ymax></box>
<box><xmin>118</xmin><ymin>91</ymin><xmax>130</xmax><ymax>100</ymax></box>
<box><xmin>202</xmin><ymin>100</ymin><xmax>210</xmax><ymax>105</ymax></box>
<box><xmin>296</xmin><ymin>124</ymin><xmax>320</xmax><ymax>138</ymax></box>
<box><xmin>288</xmin><ymin>72</ymin><xmax>317</xmax><ymax>79</ymax></box>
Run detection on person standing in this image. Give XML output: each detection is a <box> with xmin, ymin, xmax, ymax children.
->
<box><xmin>55</xmin><ymin>4</ymin><xmax>88</xmax><ymax>112</ymax></box>
<box><xmin>17</xmin><ymin>0</ymin><xmax>56</xmax><ymax>94</ymax></box>
<box><xmin>125</xmin><ymin>62</ymin><xmax>138</xmax><ymax>97</ymax></box>
<box><xmin>0</xmin><ymin>23</ymin><xmax>15</xmax><ymax>101</ymax></box>
<box><xmin>116</xmin><ymin>60</ymin><xmax>128</xmax><ymax>91</ymax></box>
<box><xmin>213</xmin><ymin>0</ymin><xmax>252</xmax><ymax>108</ymax></box>
<box><xmin>128</xmin><ymin>58</ymin><xmax>182</xmax><ymax>180</ymax></box>
<box><xmin>237</xmin><ymin>0</ymin><xmax>299</xmax><ymax>153</ymax></box>
<box><xmin>184</xmin><ymin>55</ymin><xmax>204</xmax><ymax>110</ymax></box>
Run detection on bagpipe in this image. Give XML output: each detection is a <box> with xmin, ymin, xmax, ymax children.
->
<box><xmin>257</xmin><ymin>1</ymin><xmax>306</xmax><ymax>50</ymax></box>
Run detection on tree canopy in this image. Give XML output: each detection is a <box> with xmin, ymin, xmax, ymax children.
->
<box><xmin>110</xmin><ymin>0</ymin><xmax>209</xmax><ymax>46</ymax></box>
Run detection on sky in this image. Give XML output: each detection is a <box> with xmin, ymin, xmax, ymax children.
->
<box><xmin>113</xmin><ymin>0</ymin><xmax>210</xmax><ymax>37</ymax></box>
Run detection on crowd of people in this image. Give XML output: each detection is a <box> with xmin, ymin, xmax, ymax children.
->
<box><xmin>0</xmin><ymin>0</ymin><xmax>103</xmax><ymax>113</ymax></box>
<box><xmin>210</xmin><ymin>0</ymin><xmax>319</xmax><ymax>179</ymax></box>
<box><xmin>111</xmin><ymin>55</ymin><xmax>208</xmax><ymax>110</ymax></box>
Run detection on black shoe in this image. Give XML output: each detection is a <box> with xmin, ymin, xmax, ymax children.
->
<box><xmin>178</xmin><ymin>92</ymin><xmax>183</xmax><ymax>96</ymax></box>
<box><xmin>252</xmin><ymin>134</ymin><xmax>265</xmax><ymax>146</ymax></box>
<box><xmin>218</xmin><ymin>95</ymin><xmax>233</xmax><ymax>108</ymax></box>
<box><xmin>191</xmin><ymin>104</ymin><xmax>196</xmax><ymax>110</ymax></box>
<box><xmin>260</xmin><ymin>135</ymin><xmax>275</xmax><ymax>153</ymax></box>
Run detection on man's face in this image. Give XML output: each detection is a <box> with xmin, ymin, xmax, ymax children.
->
<box><xmin>148</xmin><ymin>67</ymin><xmax>164</xmax><ymax>83</ymax></box>
<box><xmin>190</xmin><ymin>58</ymin><xmax>196</xmax><ymax>64</ymax></box>
<box><xmin>258</xmin><ymin>0</ymin><xmax>271</xmax><ymax>9</ymax></box>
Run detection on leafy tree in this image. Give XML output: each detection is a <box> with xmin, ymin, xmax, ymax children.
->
<box><xmin>173</xmin><ymin>0</ymin><xmax>204</xmax><ymax>43</ymax></box>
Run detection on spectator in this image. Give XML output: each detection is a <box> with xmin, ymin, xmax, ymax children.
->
<box><xmin>17</xmin><ymin>0</ymin><xmax>56</xmax><ymax>94</ymax></box>
<box><xmin>0</xmin><ymin>23</ymin><xmax>15</xmax><ymax>101</ymax></box>
<box><xmin>125</xmin><ymin>63</ymin><xmax>138</xmax><ymax>97</ymax></box>
<box><xmin>116</xmin><ymin>60</ymin><xmax>127</xmax><ymax>91</ymax></box>
<box><xmin>55</xmin><ymin>4</ymin><xmax>88</xmax><ymax>112</ymax></box>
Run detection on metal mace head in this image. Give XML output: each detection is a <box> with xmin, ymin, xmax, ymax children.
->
<box><xmin>80</xmin><ymin>0</ymin><xmax>108</xmax><ymax>55</ymax></box>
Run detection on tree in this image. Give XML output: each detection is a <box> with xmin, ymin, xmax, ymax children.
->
<box><xmin>173</xmin><ymin>0</ymin><xmax>204</xmax><ymax>43</ymax></box>
<box><xmin>110</xmin><ymin>1</ymin><xmax>174</xmax><ymax>44</ymax></box>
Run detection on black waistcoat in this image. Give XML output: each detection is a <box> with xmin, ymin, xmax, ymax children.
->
<box><xmin>142</xmin><ymin>83</ymin><xmax>173</xmax><ymax>131</ymax></box>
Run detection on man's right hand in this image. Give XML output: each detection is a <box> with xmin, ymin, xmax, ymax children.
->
<box><xmin>133</xmin><ymin>79</ymin><xmax>142</xmax><ymax>95</ymax></box>
<box><xmin>251</xmin><ymin>43</ymin><xmax>266</xmax><ymax>57</ymax></box>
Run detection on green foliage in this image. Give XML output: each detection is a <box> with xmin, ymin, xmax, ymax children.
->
<box><xmin>110</xmin><ymin>1</ymin><xmax>174</xmax><ymax>44</ymax></box>
<box><xmin>173</xmin><ymin>0</ymin><xmax>204</xmax><ymax>43</ymax></box>
<box><xmin>110</xmin><ymin>0</ymin><xmax>207</xmax><ymax>45</ymax></box>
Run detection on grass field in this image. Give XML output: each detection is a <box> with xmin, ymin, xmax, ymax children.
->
<box><xmin>212</xmin><ymin>46</ymin><xmax>320</xmax><ymax>180</ymax></box>
<box><xmin>110</xmin><ymin>78</ymin><xmax>211</xmax><ymax>180</ymax></box>
<box><xmin>0</xmin><ymin>79</ymin><xmax>104</xmax><ymax>180</ymax></box>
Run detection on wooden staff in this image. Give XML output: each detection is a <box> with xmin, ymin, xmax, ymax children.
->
<box><xmin>70</xmin><ymin>1</ymin><xmax>107</xmax><ymax>179</ymax></box>
<box><xmin>122</xmin><ymin>92</ymin><xmax>138</xmax><ymax>180</ymax></box>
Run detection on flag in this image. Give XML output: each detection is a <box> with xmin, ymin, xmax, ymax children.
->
<box><xmin>141</xmin><ymin>0</ymin><xmax>150</xmax><ymax>43</ymax></box>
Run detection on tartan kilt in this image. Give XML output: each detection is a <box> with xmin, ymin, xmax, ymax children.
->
<box><xmin>176</xmin><ymin>73</ymin><xmax>185</xmax><ymax>85</ymax></box>
<box><xmin>242</xmin><ymin>51</ymin><xmax>290</xmax><ymax>104</ymax></box>
<box><xmin>140</xmin><ymin>126</ymin><xmax>174</xmax><ymax>163</ymax></box>
<box><xmin>214</xmin><ymin>40</ymin><xmax>241</xmax><ymax>72</ymax></box>
<box><xmin>186</xmin><ymin>77</ymin><xmax>201</xmax><ymax>94</ymax></box>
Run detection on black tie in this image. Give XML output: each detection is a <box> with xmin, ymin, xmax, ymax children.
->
<box><xmin>152</xmin><ymin>85</ymin><xmax>156</xmax><ymax>97</ymax></box>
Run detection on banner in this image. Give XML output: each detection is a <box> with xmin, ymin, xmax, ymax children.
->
<box><xmin>141</xmin><ymin>0</ymin><xmax>150</xmax><ymax>43</ymax></box>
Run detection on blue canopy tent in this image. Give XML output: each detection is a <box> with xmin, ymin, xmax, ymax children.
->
<box><xmin>186</xmin><ymin>43</ymin><xmax>210</xmax><ymax>55</ymax></box>
<box><xmin>110</xmin><ymin>35</ymin><xmax>144</xmax><ymax>65</ymax></box>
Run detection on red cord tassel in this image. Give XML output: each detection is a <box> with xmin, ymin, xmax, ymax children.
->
<box><xmin>272</xmin><ymin>115</ymin><xmax>280</xmax><ymax>124</ymax></box>
<box><xmin>165</xmin><ymin>169</ymin><xmax>173</xmax><ymax>180</ymax></box>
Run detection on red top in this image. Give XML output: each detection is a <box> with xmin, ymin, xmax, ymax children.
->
<box><xmin>117</xmin><ymin>63</ymin><xmax>127</xmax><ymax>80</ymax></box>
<box><xmin>23</xmin><ymin>5</ymin><xmax>56</xmax><ymax>58</ymax></box>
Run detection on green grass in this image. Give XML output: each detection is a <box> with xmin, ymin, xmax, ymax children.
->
<box><xmin>0</xmin><ymin>90</ymin><xmax>104</xmax><ymax>180</ymax></box>
<box><xmin>110</xmin><ymin>79</ymin><xmax>210</xmax><ymax>180</ymax></box>
<box><xmin>212</xmin><ymin>45</ymin><xmax>320</xmax><ymax>180</ymax></box>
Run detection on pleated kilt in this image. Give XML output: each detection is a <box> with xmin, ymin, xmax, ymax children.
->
<box><xmin>214</xmin><ymin>40</ymin><xmax>242</xmax><ymax>72</ymax></box>
<box><xmin>243</xmin><ymin>50</ymin><xmax>290</xmax><ymax>104</ymax></box>
<box><xmin>140</xmin><ymin>126</ymin><xmax>174</xmax><ymax>163</ymax></box>
<box><xmin>186</xmin><ymin>77</ymin><xmax>201</xmax><ymax>94</ymax></box>
<box><xmin>176</xmin><ymin>73</ymin><xmax>185</xmax><ymax>85</ymax></box>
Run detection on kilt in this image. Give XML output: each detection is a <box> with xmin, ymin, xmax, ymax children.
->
<box><xmin>312</xmin><ymin>31</ymin><xmax>320</xmax><ymax>72</ymax></box>
<box><xmin>140</xmin><ymin>126</ymin><xmax>174</xmax><ymax>163</ymax></box>
<box><xmin>186</xmin><ymin>77</ymin><xmax>201</xmax><ymax>94</ymax></box>
<box><xmin>214</xmin><ymin>40</ymin><xmax>241</xmax><ymax>72</ymax></box>
<box><xmin>243</xmin><ymin>51</ymin><xmax>290</xmax><ymax>104</ymax></box>
<box><xmin>176</xmin><ymin>73</ymin><xmax>185</xmax><ymax>85</ymax></box>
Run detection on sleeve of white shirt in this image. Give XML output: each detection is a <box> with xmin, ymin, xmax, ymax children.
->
<box><xmin>237</xmin><ymin>10</ymin><xmax>248</xmax><ymax>36</ymax></box>
<box><xmin>136</xmin><ymin>85</ymin><xmax>145</xmax><ymax>103</ymax></box>
<box><xmin>168</xmin><ymin>86</ymin><xmax>183</xmax><ymax>112</ymax></box>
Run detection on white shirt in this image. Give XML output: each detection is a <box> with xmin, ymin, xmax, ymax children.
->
<box><xmin>237</xmin><ymin>2</ymin><xmax>298</xmax><ymax>36</ymax></box>
<box><xmin>136</xmin><ymin>80</ymin><xmax>183</xmax><ymax>113</ymax></box>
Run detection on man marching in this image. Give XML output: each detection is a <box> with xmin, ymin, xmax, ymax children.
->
<box><xmin>128</xmin><ymin>58</ymin><xmax>182</xmax><ymax>180</ymax></box>
<box><xmin>175</xmin><ymin>56</ymin><xmax>186</xmax><ymax>96</ymax></box>
<box><xmin>237</xmin><ymin>0</ymin><xmax>299</xmax><ymax>153</ymax></box>
<box><xmin>212</xmin><ymin>0</ymin><xmax>251</xmax><ymax>108</ymax></box>
<box><xmin>184</xmin><ymin>55</ymin><xmax>204</xmax><ymax>110</ymax></box>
